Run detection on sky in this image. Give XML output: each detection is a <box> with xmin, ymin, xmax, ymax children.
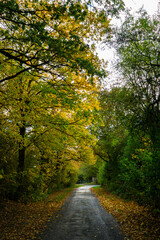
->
<box><xmin>124</xmin><ymin>0</ymin><xmax>159</xmax><ymax>15</ymax></box>
<box><xmin>98</xmin><ymin>0</ymin><xmax>160</xmax><ymax>88</ymax></box>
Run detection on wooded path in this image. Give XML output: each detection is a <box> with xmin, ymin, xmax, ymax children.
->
<box><xmin>39</xmin><ymin>185</ymin><xmax>125</xmax><ymax>240</ymax></box>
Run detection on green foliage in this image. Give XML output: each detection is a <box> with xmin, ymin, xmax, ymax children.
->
<box><xmin>115</xmin><ymin>9</ymin><xmax>160</xmax><ymax>144</ymax></box>
<box><xmin>77</xmin><ymin>162</ymin><xmax>98</xmax><ymax>183</ymax></box>
<box><xmin>95</xmin><ymin>82</ymin><xmax>160</xmax><ymax>207</ymax></box>
<box><xmin>94</xmin><ymin>87</ymin><xmax>129</xmax><ymax>184</ymax></box>
<box><xmin>97</xmin><ymin>162</ymin><xmax>107</xmax><ymax>185</ymax></box>
<box><xmin>116</xmin><ymin>135</ymin><xmax>159</xmax><ymax>206</ymax></box>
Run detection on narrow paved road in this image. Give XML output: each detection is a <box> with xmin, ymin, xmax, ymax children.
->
<box><xmin>40</xmin><ymin>185</ymin><xmax>125</xmax><ymax>240</ymax></box>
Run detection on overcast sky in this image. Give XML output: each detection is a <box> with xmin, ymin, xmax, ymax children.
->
<box><xmin>98</xmin><ymin>0</ymin><xmax>159</xmax><ymax>88</ymax></box>
<box><xmin>123</xmin><ymin>0</ymin><xmax>159</xmax><ymax>15</ymax></box>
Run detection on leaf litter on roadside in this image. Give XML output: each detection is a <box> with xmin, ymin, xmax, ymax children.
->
<box><xmin>0</xmin><ymin>188</ymin><xmax>74</xmax><ymax>240</ymax></box>
<box><xmin>92</xmin><ymin>187</ymin><xmax>160</xmax><ymax>240</ymax></box>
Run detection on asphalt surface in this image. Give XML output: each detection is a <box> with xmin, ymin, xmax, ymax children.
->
<box><xmin>39</xmin><ymin>185</ymin><xmax>125</xmax><ymax>240</ymax></box>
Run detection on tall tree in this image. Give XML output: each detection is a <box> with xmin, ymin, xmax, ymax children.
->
<box><xmin>98</xmin><ymin>9</ymin><xmax>160</xmax><ymax>206</ymax></box>
<box><xmin>114</xmin><ymin>9</ymin><xmax>160</xmax><ymax>146</ymax></box>
<box><xmin>94</xmin><ymin>87</ymin><xmax>130</xmax><ymax>184</ymax></box>
<box><xmin>0</xmin><ymin>0</ymin><xmax>125</xmax><ymax>200</ymax></box>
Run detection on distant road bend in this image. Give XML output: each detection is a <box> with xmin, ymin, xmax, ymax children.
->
<box><xmin>39</xmin><ymin>185</ymin><xmax>125</xmax><ymax>240</ymax></box>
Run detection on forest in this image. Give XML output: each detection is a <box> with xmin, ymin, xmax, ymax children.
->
<box><xmin>0</xmin><ymin>0</ymin><xmax>159</xmax><ymax>210</ymax></box>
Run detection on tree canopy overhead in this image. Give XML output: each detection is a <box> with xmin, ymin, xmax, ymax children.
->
<box><xmin>0</xmin><ymin>0</ymin><xmax>126</xmax><ymax>201</ymax></box>
<box><xmin>0</xmin><ymin>0</ymin><xmax>125</xmax><ymax>84</ymax></box>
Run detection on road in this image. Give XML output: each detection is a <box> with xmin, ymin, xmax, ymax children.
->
<box><xmin>39</xmin><ymin>185</ymin><xmax>125</xmax><ymax>240</ymax></box>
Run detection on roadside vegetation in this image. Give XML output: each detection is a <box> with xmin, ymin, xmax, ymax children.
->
<box><xmin>92</xmin><ymin>9</ymin><xmax>160</xmax><ymax>210</ymax></box>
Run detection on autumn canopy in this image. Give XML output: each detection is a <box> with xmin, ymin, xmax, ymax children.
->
<box><xmin>0</xmin><ymin>0</ymin><xmax>117</xmax><ymax>200</ymax></box>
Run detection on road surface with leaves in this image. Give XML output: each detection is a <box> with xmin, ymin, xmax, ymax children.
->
<box><xmin>39</xmin><ymin>185</ymin><xmax>125</xmax><ymax>240</ymax></box>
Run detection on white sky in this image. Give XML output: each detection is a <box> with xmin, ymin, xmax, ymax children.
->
<box><xmin>123</xmin><ymin>0</ymin><xmax>159</xmax><ymax>15</ymax></box>
<box><xmin>98</xmin><ymin>0</ymin><xmax>159</xmax><ymax>88</ymax></box>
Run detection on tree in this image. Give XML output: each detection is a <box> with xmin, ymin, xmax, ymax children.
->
<box><xmin>0</xmin><ymin>0</ymin><xmax>111</xmax><ymax>83</ymax></box>
<box><xmin>97</xmin><ymin>9</ymin><xmax>160</xmax><ymax>206</ymax></box>
<box><xmin>94</xmin><ymin>87</ymin><xmax>130</xmax><ymax>186</ymax></box>
<box><xmin>0</xmin><ymin>55</ymin><xmax>102</xmax><ymax>198</ymax></box>
<box><xmin>0</xmin><ymin>0</ymin><xmax>125</xmax><ymax>200</ymax></box>
<box><xmin>115</xmin><ymin>9</ymin><xmax>160</xmax><ymax>146</ymax></box>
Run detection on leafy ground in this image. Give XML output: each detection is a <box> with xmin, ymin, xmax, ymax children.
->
<box><xmin>1</xmin><ymin>185</ymin><xmax>159</xmax><ymax>240</ymax></box>
<box><xmin>0</xmin><ymin>186</ymin><xmax>79</xmax><ymax>240</ymax></box>
<box><xmin>92</xmin><ymin>187</ymin><xmax>160</xmax><ymax>240</ymax></box>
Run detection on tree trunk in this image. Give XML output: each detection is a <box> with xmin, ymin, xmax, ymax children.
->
<box><xmin>18</xmin><ymin>125</ymin><xmax>26</xmax><ymax>172</ymax></box>
<box><xmin>15</xmin><ymin>125</ymin><xmax>26</xmax><ymax>200</ymax></box>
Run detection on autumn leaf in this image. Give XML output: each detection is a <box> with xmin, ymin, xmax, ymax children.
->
<box><xmin>92</xmin><ymin>187</ymin><xmax>160</xmax><ymax>240</ymax></box>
